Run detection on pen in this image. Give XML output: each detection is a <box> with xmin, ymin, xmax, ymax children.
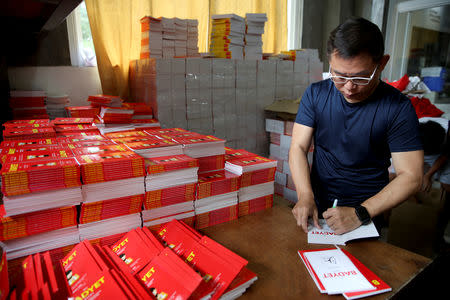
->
<box><xmin>332</xmin><ymin>199</ymin><xmax>338</xmax><ymax>208</ymax></box>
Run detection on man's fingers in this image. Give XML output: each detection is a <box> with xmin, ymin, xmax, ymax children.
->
<box><xmin>300</xmin><ymin>213</ymin><xmax>309</xmax><ymax>233</ymax></box>
<box><xmin>313</xmin><ymin>211</ymin><xmax>321</xmax><ymax>229</ymax></box>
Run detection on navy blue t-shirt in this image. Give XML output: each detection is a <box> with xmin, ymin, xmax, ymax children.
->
<box><xmin>295</xmin><ymin>79</ymin><xmax>422</xmax><ymax>213</ymax></box>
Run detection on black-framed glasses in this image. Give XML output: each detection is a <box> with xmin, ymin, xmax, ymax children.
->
<box><xmin>329</xmin><ymin>65</ymin><xmax>378</xmax><ymax>86</ymax></box>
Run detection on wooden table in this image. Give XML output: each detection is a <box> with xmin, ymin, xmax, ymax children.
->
<box><xmin>200</xmin><ymin>197</ymin><xmax>433</xmax><ymax>299</ymax></box>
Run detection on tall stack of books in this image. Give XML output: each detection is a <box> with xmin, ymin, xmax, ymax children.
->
<box><xmin>225</xmin><ymin>151</ymin><xmax>276</xmax><ymax>217</ymax></box>
<box><xmin>210</xmin><ymin>14</ymin><xmax>245</xmax><ymax>59</ymax></box>
<box><xmin>9</xmin><ymin>91</ymin><xmax>49</xmax><ymax>120</ymax></box>
<box><xmin>65</xmin><ymin>106</ymin><xmax>100</xmax><ymax>118</ymax></box>
<box><xmin>140</xmin><ymin>16</ymin><xmax>163</xmax><ymax>59</ymax></box>
<box><xmin>161</xmin><ymin>17</ymin><xmax>175</xmax><ymax>58</ymax></box>
<box><xmin>187</xmin><ymin>19</ymin><xmax>199</xmax><ymax>57</ymax></box>
<box><xmin>244</xmin><ymin>13</ymin><xmax>267</xmax><ymax>60</ymax></box>
<box><xmin>195</xmin><ymin>170</ymin><xmax>240</xmax><ymax>229</ymax></box>
<box><xmin>76</xmin><ymin>148</ymin><xmax>145</xmax><ymax>241</ymax></box>
<box><xmin>2</xmin><ymin>119</ymin><xmax>54</xmax><ymax>141</ymax></box>
<box><xmin>165</xmin><ymin>131</ymin><xmax>226</xmax><ymax>173</ymax></box>
<box><xmin>142</xmin><ymin>155</ymin><xmax>199</xmax><ymax>231</ymax></box>
<box><xmin>174</xmin><ymin>18</ymin><xmax>188</xmax><ymax>57</ymax></box>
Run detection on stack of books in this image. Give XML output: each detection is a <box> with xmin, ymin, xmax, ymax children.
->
<box><xmin>195</xmin><ymin>170</ymin><xmax>240</xmax><ymax>229</ymax></box>
<box><xmin>161</xmin><ymin>17</ymin><xmax>176</xmax><ymax>58</ymax></box>
<box><xmin>123</xmin><ymin>102</ymin><xmax>153</xmax><ymax>120</ymax></box>
<box><xmin>157</xmin><ymin>219</ymin><xmax>253</xmax><ymax>299</ymax></box>
<box><xmin>87</xmin><ymin>94</ymin><xmax>122</xmax><ymax>108</ymax></box>
<box><xmin>76</xmin><ymin>150</ymin><xmax>146</xmax><ymax>241</ymax></box>
<box><xmin>174</xmin><ymin>18</ymin><xmax>187</xmax><ymax>57</ymax></box>
<box><xmin>2</xmin><ymin>226</ymin><xmax>80</xmax><ymax>261</ymax></box>
<box><xmin>167</xmin><ymin>132</ymin><xmax>226</xmax><ymax>173</ymax></box>
<box><xmin>225</xmin><ymin>153</ymin><xmax>276</xmax><ymax>217</ymax></box>
<box><xmin>244</xmin><ymin>13</ymin><xmax>267</xmax><ymax>60</ymax></box>
<box><xmin>9</xmin><ymin>91</ymin><xmax>49</xmax><ymax>119</ymax></box>
<box><xmin>187</xmin><ymin>19</ymin><xmax>200</xmax><ymax>57</ymax></box>
<box><xmin>298</xmin><ymin>248</ymin><xmax>391</xmax><ymax>298</ymax></box>
<box><xmin>46</xmin><ymin>94</ymin><xmax>70</xmax><ymax>119</ymax></box>
<box><xmin>210</xmin><ymin>14</ymin><xmax>245</xmax><ymax>59</ymax></box>
<box><xmin>98</xmin><ymin>106</ymin><xmax>134</xmax><ymax>124</ymax></box>
<box><xmin>224</xmin><ymin>147</ymin><xmax>255</xmax><ymax>161</ymax></box>
<box><xmin>65</xmin><ymin>106</ymin><xmax>100</xmax><ymax>118</ymax></box>
<box><xmin>142</xmin><ymin>155</ymin><xmax>199</xmax><ymax>230</ymax></box>
<box><xmin>140</xmin><ymin>16</ymin><xmax>163</xmax><ymax>59</ymax></box>
<box><xmin>8</xmin><ymin>251</ymin><xmax>70</xmax><ymax>299</ymax></box>
<box><xmin>1</xmin><ymin>157</ymin><xmax>82</xmax><ymax>216</ymax></box>
<box><xmin>104</xmin><ymin>130</ymin><xmax>151</xmax><ymax>140</ymax></box>
<box><xmin>52</xmin><ymin>117</ymin><xmax>94</xmax><ymax>125</ymax></box>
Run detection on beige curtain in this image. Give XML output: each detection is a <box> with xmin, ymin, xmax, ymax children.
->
<box><xmin>85</xmin><ymin>0</ymin><xmax>287</xmax><ymax>98</ymax></box>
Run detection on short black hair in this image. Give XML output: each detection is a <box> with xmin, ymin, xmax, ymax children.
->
<box><xmin>418</xmin><ymin>121</ymin><xmax>446</xmax><ymax>155</ymax></box>
<box><xmin>327</xmin><ymin>17</ymin><xmax>384</xmax><ymax>62</ymax></box>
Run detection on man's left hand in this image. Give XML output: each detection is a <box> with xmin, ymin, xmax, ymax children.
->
<box><xmin>322</xmin><ymin>206</ymin><xmax>361</xmax><ymax>234</ymax></box>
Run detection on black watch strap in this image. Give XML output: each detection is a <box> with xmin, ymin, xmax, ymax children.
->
<box><xmin>355</xmin><ymin>205</ymin><xmax>371</xmax><ymax>225</ymax></box>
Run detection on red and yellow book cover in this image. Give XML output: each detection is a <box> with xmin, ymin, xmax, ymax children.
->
<box><xmin>3</xmin><ymin>119</ymin><xmax>50</xmax><ymax>126</ymax></box>
<box><xmin>3</xmin><ymin>123</ymin><xmax>52</xmax><ymax>130</ymax></box>
<box><xmin>104</xmin><ymin>130</ymin><xmax>150</xmax><ymax>139</ymax></box>
<box><xmin>3</xmin><ymin>127</ymin><xmax>56</xmax><ymax>141</ymax></box>
<box><xmin>224</xmin><ymin>147</ymin><xmax>255</xmax><ymax>161</ymax></box>
<box><xmin>61</xmin><ymin>242</ymin><xmax>102</xmax><ymax>296</ymax></box>
<box><xmin>88</xmin><ymin>94</ymin><xmax>121</xmax><ymax>104</ymax></box>
<box><xmin>1</xmin><ymin>145</ymin><xmax>72</xmax><ymax>164</ymax></box>
<box><xmin>4</xmin><ymin>149</ymin><xmax>74</xmax><ymax>164</ymax></box>
<box><xmin>198</xmin><ymin>154</ymin><xmax>225</xmax><ymax>173</ymax></box>
<box><xmin>0</xmin><ymin>250</ymin><xmax>8</xmax><ymax>300</ymax></box>
<box><xmin>1</xmin><ymin>157</ymin><xmax>81</xmax><ymax>196</ymax></box>
<box><xmin>65</xmin><ymin>106</ymin><xmax>100</xmax><ymax>118</ymax></box>
<box><xmin>52</xmin><ymin>118</ymin><xmax>94</xmax><ymax>125</ymax></box>
<box><xmin>0</xmin><ymin>206</ymin><xmax>77</xmax><ymax>241</ymax></box>
<box><xmin>63</xmin><ymin>140</ymin><xmax>117</xmax><ymax>149</ymax></box>
<box><xmin>76</xmin><ymin>152</ymin><xmax>145</xmax><ymax>184</ymax></box>
<box><xmin>138</xmin><ymin>252</ymin><xmax>197</xmax><ymax>299</ymax></box>
<box><xmin>110</xmin><ymin>136</ymin><xmax>154</xmax><ymax>144</ymax></box>
<box><xmin>56</xmin><ymin>135</ymin><xmax>106</xmax><ymax>144</ymax></box>
<box><xmin>79</xmin><ymin>195</ymin><xmax>144</xmax><ymax>224</ymax></box>
<box><xmin>56</xmin><ymin>132</ymin><xmax>102</xmax><ymax>138</ymax></box>
<box><xmin>197</xmin><ymin>170</ymin><xmax>240</xmax><ymax>199</ymax></box>
<box><xmin>146</xmin><ymin>154</ymin><xmax>198</xmax><ymax>175</ymax></box>
<box><xmin>226</xmin><ymin>155</ymin><xmax>277</xmax><ymax>173</ymax></box>
<box><xmin>110</xmin><ymin>229</ymin><xmax>161</xmax><ymax>275</ymax></box>
<box><xmin>195</xmin><ymin>205</ymin><xmax>238</xmax><ymax>230</ymax></box>
<box><xmin>71</xmin><ymin>144</ymin><xmax>128</xmax><ymax>156</ymax></box>
<box><xmin>0</xmin><ymin>138</ymin><xmax>58</xmax><ymax>148</ymax></box>
<box><xmin>145</xmin><ymin>127</ymin><xmax>190</xmax><ymax>137</ymax></box>
<box><xmin>172</xmin><ymin>134</ymin><xmax>225</xmax><ymax>146</ymax></box>
<box><xmin>124</xmin><ymin>138</ymin><xmax>179</xmax><ymax>151</ymax></box>
<box><xmin>144</xmin><ymin>183</ymin><xmax>196</xmax><ymax>209</ymax></box>
<box><xmin>53</xmin><ymin>124</ymin><xmax>99</xmax><ymax>133</ymax></box>
<box><xmin>238</xmin><ymin>194</ymin><xmax>273</xmax><ymax>217</ymax></box>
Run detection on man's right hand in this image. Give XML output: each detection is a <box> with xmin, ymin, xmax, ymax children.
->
<box><xmin>292</xmin><ymin>194</ymin><xmax>321</xmax><ymax>233</ymax></box>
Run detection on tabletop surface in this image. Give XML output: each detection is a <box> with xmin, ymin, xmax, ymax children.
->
<box><xmin>200</xmin><ymin>197</ymin><xmax>432</xmax><ymax>299</ymax></box>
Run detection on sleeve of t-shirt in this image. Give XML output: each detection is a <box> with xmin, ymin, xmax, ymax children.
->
<box><xmin>295</xmin><ymin>84</ymin><xmax>316</xmax><ymax>128</ymax></box>
<box><xmin>387</xmin><ymin>99</ymin><xmax>423</xmax><ymax>153</ymax></box>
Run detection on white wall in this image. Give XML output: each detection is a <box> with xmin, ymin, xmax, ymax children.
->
<box><xmin>8</xmin><ymin>66</ymin><xmax>102</xmax><ymax>106</ymax></box>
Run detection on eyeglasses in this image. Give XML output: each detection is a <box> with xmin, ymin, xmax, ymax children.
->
<box><xmin>329</xmin><ymin>65</ymin><xmax>378</xmax><ymax>86</ymax></box>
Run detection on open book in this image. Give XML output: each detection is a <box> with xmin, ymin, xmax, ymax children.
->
<box><xmin>308</xmin><ymin>219</ymin><xmax>379</xmax><ymax>245</ymax></box>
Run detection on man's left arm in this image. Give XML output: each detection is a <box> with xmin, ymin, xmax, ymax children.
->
<box><xmin>323</xmin><ymin>150</ymin><xmax>423</xmax><ymax>234</ymax></box>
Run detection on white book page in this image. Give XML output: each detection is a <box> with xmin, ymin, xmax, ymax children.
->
<box><xmin>303</xmin><ymin>249</ymin><xmax>375</xmax><ymax>295</ymax></box>
<box><xmin>308</xmin><ymin>220</ymin><xmax>379</xmax><ymax>245</ymax></box>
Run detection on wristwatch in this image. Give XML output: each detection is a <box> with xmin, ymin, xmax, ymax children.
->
<box><xmin>355</xmin><ymin>205</ymin><xmax>371</xmax><ymax>225</ymax></box>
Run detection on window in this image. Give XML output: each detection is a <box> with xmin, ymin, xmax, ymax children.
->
<box><xmin>67</xmin><ymin>1</ymin><xmax>97</xmax><ymax>67</ymax></box>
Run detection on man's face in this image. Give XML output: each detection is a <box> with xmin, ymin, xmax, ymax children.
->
<box><xmin>329</xmin><ymin>52</ymin><xmax>387</xmax><ymax>103</ymax></box>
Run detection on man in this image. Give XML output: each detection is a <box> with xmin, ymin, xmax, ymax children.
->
<box><xmin>289</xmin><ymin>17</ymin><xmax>423</xmax><ymax>235</ymax></box>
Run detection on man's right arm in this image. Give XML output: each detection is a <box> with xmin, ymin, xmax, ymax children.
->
<box><xmin>289</xmin><ymin>123</ymin><xmax>320</xmax><ymax>233</ymax></box>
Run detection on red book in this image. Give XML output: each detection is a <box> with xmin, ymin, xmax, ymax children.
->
<box><xmin>123</xmin><ymin>138</ymin><xmax>180</xmax><ymax>151</ymax></box>
<box><xmin>1</xmin><ymin>145</ymin><xmax>72</xmax><ymax>164</ymax></box>
<box><xmin>0</xmin><ymin>138</ymin><xmax>58</xmax><ymax>148</ymax></box>
<box><xmin>104</xmin><ymin>130</ymin><xmax>150</xmax><ymax>139</ymax></box>
<box><xmin>3</xmin><ymin>119</ymin><xmax>50</xmax><ymax>126</ymax></box>
<box><xmin>76</xmin><ymin>152</ymin><xmax>145</xmax><ymax>184</ymax></box>
<box><xmin>146</xmin><ymin>154</ymin><xmax>199</xmax><ymax>174</ymax></box>
<box><xmin>144</xmin><ymin>183</ymin><xmax>196</xmax><ymax>209</ymax></box>
<box><xmin>52</xmin><ymin>118</ymin><xmax>94</xmax><ymax>125</ymax></box>
<box><xmin>53</xmin><ymin>124</ymin><xmax>99</xmax><ymax>133</ymax></box>
<box><xmin>56</xmin><ymin>135</ymin><xmax>106</xmax><ymax>144</ymax></box>
<box><xmin>65</xmin><ymin>106</ymin><xmax>100</xmax><ymax>118</ymax></box>
<box><xmin>79</xmin><ymin>195</ymin><xmax>143</xmax><ymax>224</ymax></box>
<box><xmin>110</xmin><ymin>229</ymin><xmax>162</xmax><ymax>274</ymax></box>
<box><xmin>197</xmin><ymin>154</ymin><xmax>225</xmax><ymax>173</ymax></box>
<box><xmin>197</xmin><ymin>170</ymin><xmax>240</xmax><ymax>199</ymax></box>
<box><xmin>224</xmin><ymin>147</ymin><xmax>255</xmax><ymax>161</ymax></box>
<box><xmin>145</xmin><ymin>128</ymin><xmax>190</xmax><ymax>137</ymax></box>
<box><xmin>4</xmin><ymin>149</ymin><xmax>74</xmax><ymax>164</ymax></box>
<box><xmin>3</xmin><ymin>127</ymin><xmax>56</xmax><ymax>141</ymax></box>
<box><xmin>71</xmin><ymin>144</ymin><xmax>129</xmax><ymax>156</ymax></box>
<box><xmin>225</xmin><ymin>155</ymin><xmax>277</xmax><ymax>174</ymax></box>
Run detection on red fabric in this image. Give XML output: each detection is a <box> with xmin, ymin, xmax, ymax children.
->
<box><xmin>409</xmin><ymin>96</ymin><xmax>444</xmax><ymax>118</ymax></box>
<box><xmin>385</xmin><ymin>74</ymin><xmax>409</xmax><ymax>92</ymax></box>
